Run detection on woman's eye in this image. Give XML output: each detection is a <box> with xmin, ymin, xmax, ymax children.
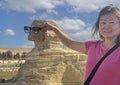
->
<box><xmin>100</xmin><ymin>22</ymin><xmax>106</xmax><ymax>25</ymax></box>
<box><xmin>110</xmin><ymin>22</ymin><xmax>115</xmax><ymax>24</ymax></box>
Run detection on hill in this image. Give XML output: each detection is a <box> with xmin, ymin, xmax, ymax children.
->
<box><xmin>0</xmin><ymin>48</ymin><xmax>32</xmax><ymax>54</ymax></box>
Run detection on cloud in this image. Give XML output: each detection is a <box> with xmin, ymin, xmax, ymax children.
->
<box><xmin>4</xmin><ymin>29</ymin><xmax>15</xmax><ymax>36</ymax></box>
<box><xmin>55</xmin><ymin>18</ymin><xmax>86</xmax><ymax>33</ymax></box>
<box><xmin>65</xmin><ymin>0</ymin><xmax>120</xmax><ymax>13</ymax></box>
<box><xmin>72</xmin><ymin>27</ymin><xmax>93</xmax><ymax>41</ymax></box>
<box><xmin>0</xmin><ymin>0</ymin><xmax>119</xmax><ymax>13</ymax></box>
<box><xmin>0</xmin><ymin>0</ymin><xmax>64</xmax><ymax>13</ymax></box>
<box><xmin>67</xmin><ymin>27</ymin><xmax>93</xmax><ymax>41</ymax></box>
<box><xmin>53</xmin><ymin>18</ymin><xmax>92</xmax><ymax>41</ymax></box>
<box><xmin>30</xmin><ymin>13</ymin><xmax>50</xmax><ymax>20</ymax></box>
<box><xmin>65</xmin><ymin>0</ymin><xmax>98</xmax><ymax>13</ymax></box>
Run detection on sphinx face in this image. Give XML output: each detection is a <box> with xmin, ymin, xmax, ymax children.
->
<box><xmin>28</xmin><ymin>29</ymin><xmax>45</xmax><ymax>42</ymax></box>
<box><xmin>27</xmin><ymin>20</ymin><xmax>46</xmax><ymax>42</ymax></box>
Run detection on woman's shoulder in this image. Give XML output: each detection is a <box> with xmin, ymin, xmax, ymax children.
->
<box><xmin>85</xmin><ymin>40</ymin><xmax>102</xmax><ymax>44</ymax></box>
<box><xmin>85</xmin><ymin>40</ymin><xmax>102</xmax><ymax>51</ymax></box>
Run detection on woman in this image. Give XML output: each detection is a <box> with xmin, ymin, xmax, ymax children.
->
<box><xmin>40</xmin><ymin>5</ymin><xmax>120</xmax><ymax>85</ymax></box>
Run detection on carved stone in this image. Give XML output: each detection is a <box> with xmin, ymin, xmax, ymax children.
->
<box><xmin>0</xmin><ymin>20</ymin><xmax>86</xmax><ymax>85</ymax></box>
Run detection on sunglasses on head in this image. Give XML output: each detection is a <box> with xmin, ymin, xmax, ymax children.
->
<box><xmin>24</xmin><ymin>26</ymin><xmax>42</xmax><ymax>33</ymax></box>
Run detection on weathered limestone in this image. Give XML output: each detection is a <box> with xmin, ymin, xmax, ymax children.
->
<box><xmin>0</xmin><ymin>20</ymin><xmax>86</xmax><ymax>85</ymax></box>
<box><xmin>15</xmin><ymin>49</ymin><xmax>86</xmax><ymax>85</ymax></box>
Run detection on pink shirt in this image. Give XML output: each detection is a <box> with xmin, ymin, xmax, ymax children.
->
<box><xmin>85</xmin><ymin>40</ymin><xmax>120</xmax><ymax>85</ymax></box>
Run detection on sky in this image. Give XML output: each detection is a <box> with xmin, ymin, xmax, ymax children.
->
<box><xmin>0</xmin><ymin>0</ymin><xmax>120</xmax><ymax>48</ymax></box>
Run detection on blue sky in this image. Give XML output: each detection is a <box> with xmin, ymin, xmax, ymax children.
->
<box><xmin>0</xmin><ymin>0</ymin><xmax>119</xmax><ymax>48</ymax></box>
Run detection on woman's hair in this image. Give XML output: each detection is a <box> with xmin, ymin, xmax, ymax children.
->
<box><xmin>92</xmin><ymin>5</ymin><xmax>120</xmax><ymax>44</ymax></box>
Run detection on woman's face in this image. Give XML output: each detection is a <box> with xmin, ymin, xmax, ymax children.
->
<box><xmin>99</xmin><ymin>13</ymin><xmax>120</xmax><ymax>40</ymax></box>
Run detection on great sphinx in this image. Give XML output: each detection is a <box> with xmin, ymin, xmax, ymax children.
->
<box><xmin>1</xmin><ymin>20</ymin><xmax>86</xmax><ymax>85</ymax></box>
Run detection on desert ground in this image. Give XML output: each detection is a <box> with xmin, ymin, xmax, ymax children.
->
<box><xmin>0</xmin><ymin>48</ymin><xmax>32</xmax><ymax>79</ymax></box>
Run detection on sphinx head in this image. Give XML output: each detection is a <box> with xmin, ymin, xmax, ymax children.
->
<box><xmin>24</xmin><ymin>20</ymin><xmax>61</xmax><ymax>49</ymax></box>
<box><xmin>24</xmin><ymin>20</ymin><xmax>46</xmax><ymax>42</ymax></box>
